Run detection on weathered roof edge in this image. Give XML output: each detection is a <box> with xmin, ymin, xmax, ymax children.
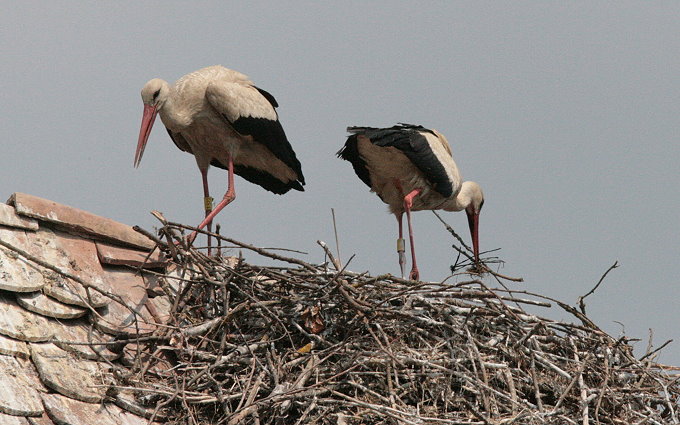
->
<box><xmin>7</xmin><ymin>192</ymin><xmax>155</xmax><ymax>251</ymax></box>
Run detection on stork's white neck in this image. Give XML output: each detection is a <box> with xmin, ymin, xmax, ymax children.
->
<box><xmin>443</xmin><ymin>181</ymin><xmax>483</xmax><ymax>212</ymax></box>
<box><xmin>157</xmin><ymin>83</ymin><xmax>192</xmax><ymax>130</ymax></box>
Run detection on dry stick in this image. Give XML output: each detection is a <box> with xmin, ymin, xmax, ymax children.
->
<box><xmin>471</xmin><ymin>280</ymin><xmax>523</xmax><ymax>323</ymax></box>
<box><xmin>317</xmin><ymin>240</ymin><xmax>341</xmax><ymax>271</ymax></box>
<box><xmin>168</xmin><ymin>221</ymin><xmax>318</xmax><ymax>271</ymax></box>
<box><xmin>461</xmin><ymin>399</ymin><xmax>491</xmax><ymax>425</ymax></box>
<box><xmin>645</xmin><ymin>328</ymin><xmax>656</xmax><ymax>364</ymax></box>
<box><xmin>592</xmin><ymin>345</ymin><xmax>611</xmax><ymax>425</ymax></box>
<box><xmin>432</xmin><ymin>210</ymin><xmax>472</xmax><ymax>252</ymax></box>
<box><xmin>551</xmin><ymin>351</ymin><xmax>591</xmax><ymax>413</ymax></box>
<box><xmin>578</xmin><ymin>260</ymin><xmax>619</xmax><ymax>314</ymax></box>
<box><xmin>433</xmin><ymin>211</ymin><xmax>524</xmax><ymax>284</ymax></box>
<box><xmin>150</xmin><ymin>210</ymin><xmax>312</xmax><ymax>268</ymax></box>
<box><xmin>132</xmin><ymin>224</ymin><xmax>164</xmax><ymax>247</ymax></box>
<box><xmin>278</xmin><ymin>355</ymin><xmax>318</xmax><ymax>413</ymax></box>
<box><xmin>465</xmin><ymin>327</ymin><xmax>493</xmax><ymax>417</ymax></box>
<box><xmin>496</xmin><ymin>287</ymin><xmax>602</xmax><ymax>332</ymax></box>
<box><xmin>331</xmin><ymin>208</ymin><xmax>342</xmax><ymax>268</ymax></box>
<box><xmin>293</xmin><ymin>396</ymin><xmax>318</xmax><ymax>425</ymax></box>
<box><xmin>229</xmin><ymin>370</ymin><xmax>265</xmax><ymax>425</ymax></box>
<box><xmin>484</xmin><ymin>267</ymin><xmax>524</xmax><ymax>283</ymax></box>
<box><xmin>657</xmin><ymin>378</ymin><xmax>680</xmax><ymax>424</ymax></box>
<box><xmin>639</xmin><ymin>339</ymin><xmax>674</xmax><ymax>363</ymax></box>
<box><xmin>503</xmin><ymin>368</ymin><xmax>518</xmax><ymax>416</ymax></box>
<box><xmin>529</xmin><ymin>352</ymin><xmax>544</xmax><ymax>412</ymax></box>
<box><xmin>329</xmin><ymin>390</ymin><xmax>467</xmax><ymax>425</ymax></box>
<box><xmin>330</xmin><ymin>256</ymin><xmax>375</xmax><ymax>314</ymax></box>
<box><xmin>149</xmin><ymin>210</ymin><xmax>187</xmax><ymax>260</ymax></box>
<box><xmin>570</xmin><ymin>339</ymin><xmax>590</xmax><ymax>425</ymax></box>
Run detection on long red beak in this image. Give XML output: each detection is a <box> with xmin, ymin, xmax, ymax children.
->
<box><xmin>466</xmin><ymin>210</ymin><xmax>480</xmax><ymax>263</ymax></box>
<box><xmin>134</xmin><ymin>104</ymin><xmax>158</xmax><ymax>168</ymax></box>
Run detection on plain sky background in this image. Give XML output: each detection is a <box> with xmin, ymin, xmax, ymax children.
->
<box><xmin>2</xmin><ymin>3</ymin><xmax>679</xmax><ymax>364</ymax></box>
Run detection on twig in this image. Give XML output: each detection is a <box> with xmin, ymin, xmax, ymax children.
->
<box><xmin>578</xmin><ymin>261</ymin><xmax>619</xmax><ymax>314</ymax></box>
<box><xmin>331</xmin><ymin>208</ymin><xmax>342</xmax><ymax>269</ymax></box>
<box><xmin>317</xmin><ymin>240</ymin><xmax>341</xmax><ymax>271</ymax></box>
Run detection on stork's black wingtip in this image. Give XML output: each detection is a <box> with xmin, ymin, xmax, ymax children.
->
<box><xmin>293</xmin><ymin>181</ymin><xmax>305</xmax><ymax>192</ymax></box>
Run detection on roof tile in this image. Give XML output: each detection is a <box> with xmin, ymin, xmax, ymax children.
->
<box><xmin>0</xmin><ymin>247</ymin><xmax>46</xmax><ymax>293</ymax></box>
<box><xmin>27</xmin><ymin>228</ymin><xmax>110</xmax><ymax>308</ymax></box>
<box><xmin>15</xmin><ymin>291</ymin><xmax>87</xmax><ymax>320</ymax></box>
<box><xmin>0</xmin><ymin>228</ymin><xmax>46</xmax><ymax>293</ymax></box>
<box><xmin>51</xmin><ymin>319</ymin><xmax>119</xmax><ymax>361</ymax></box>
<box><xmin>0</xmin><ymin>333</ymin><xmax>30</xmax><ymax>358</ymax></box>
<box><xmin>115</xmin><ymin>391</ymin><xmax>165</xmax><ymax>422</ymax></box>
<box><xmin>92</xmin><ymin>266</ymin><xmax>159</xmax><ymax>335</ymax></box>
<box><xmin>0</xmin><ymin>355</ymin><xmax>44</xmax><ymax>417</ymax></box>
<box><xmin>96</xmin><ymin>242</ymin><xmax>167</xmax><ymax>269</ymax></box>
<box><xmin>92</xmin><ymin>300</ymin><xmax>156</xmax><ymax>336</ymax></box>
<box><xmin>25</xmin><ymin>413</ymin><xmax>52</xmax><ymax>425</ymax></box>
<box><xmin>30</xmin><ymin>343</ymin><xmax>110</xmax><ymax>403</ymax></box>
<box><xmin>41</xmin><ymin>393</ymin><xmax>122</xmax><ymax>425</ymax></box>
<box><xmin>0</xmin><ymin>203</ymin><xmax>38</xmax><ymax>231</ymax></box>
<box><xmin>118</xmin><ymin>410</ymin><xmax>157</xmax><ymax>425</ymax></box>
<box><xmin>0</xmin><ymin>294</ymin><xmax>54</xmax><ymax>342</ymax></box>
<box><xmin>9</xmin><ymin>193</ymin><xmax>154</xmax><ymax>250</ymax></box>
<box><xmin>42</xmin><ymin>276</ymin><xmax>108</xmax><ymax>309</ymax></box>
<box><xmin>0</xmin><ymin>412</ymin><xmax>31</xmax><ymax>424</ymax></box>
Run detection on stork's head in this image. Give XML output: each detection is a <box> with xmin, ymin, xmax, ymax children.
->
<box><xmin>140</xmin><ymin>78</ymin><xmax>169</xmax><ymax>108</ymax></box>
<box><xmin>135</xmin><ymin>79</ymin><xmax>169</xmax><ymax>168</ymax></box>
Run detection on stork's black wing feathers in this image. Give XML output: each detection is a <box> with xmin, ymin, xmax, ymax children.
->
<box><xmin>221</xmin><ymin>86</ymin><xmax>305</xmax><ymax>194</ymax></box>
<box><xmin>232</xmin><ymin>164</ymin><xmax>303</xmax><ymax>194</ymax></box>
<box><xmin>339</xmin><ymin>124</ymin><xmax>454</xmax><ymax>198</ymax></box>
<box><xmin>254</xmin><ymin>86</ymin><xmax>279</xmax><ymax>108</ymax></box>
<box><xmin>229</xmin><ymin>116</ymin><xmax>305</xmax><ymax>190</ymax></box>
<box><xmin>336</xmin><ymin>133</ymin><xmax>372</xmax><ymax>187</ymax></box>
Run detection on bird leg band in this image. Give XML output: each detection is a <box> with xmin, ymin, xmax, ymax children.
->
<box><xmin>204</xmin><ymin>196</ymin><xmax>214</xmax><ymax>212</ymax></box>
<box><xmin>397</xmin><ymin>238</ymin><xmax>405</xmax><ymax>253</ymax></box>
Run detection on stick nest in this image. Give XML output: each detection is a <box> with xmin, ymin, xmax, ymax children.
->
<box><xmin>120</xmin><ymin>221</ymin><xmax>679</xmax><ymax>425</ymax></box>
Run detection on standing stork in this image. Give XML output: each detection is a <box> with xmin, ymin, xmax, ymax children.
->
<box><xmin>337</xmin><ymin>124</ymin><xmax>483</xmax><ymax>280</ymax></box>
<box><xmin>135</xmin><ymin>66</ymin><xmax>305</xmax><ymax>250</ymax></box>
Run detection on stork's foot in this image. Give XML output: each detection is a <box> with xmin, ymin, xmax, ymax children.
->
<box><xmin>409</xmin><ymin>267</ymin><xmax>420</xmax><ymax>281</ymax></box>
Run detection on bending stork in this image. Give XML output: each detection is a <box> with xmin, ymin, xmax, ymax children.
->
<box><xmin>135</xmin><ymin>66</ymin><xmax>305</xmax><ymax>250</ymax></box>
<box><xmin>338</xmin><ymin>124</ymin><xmax>483</xmax><ymax>280</ymax></box>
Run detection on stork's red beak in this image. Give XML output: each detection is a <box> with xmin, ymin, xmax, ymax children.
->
<box><xmin>466</xmin><ymin>210</ymin><xmax>480</xmax><ymax>263</ymax></box>
<box><xmin>134</xmin><ymin>104</ymin><xmax>158</xmax><ymax>168</ymax></box>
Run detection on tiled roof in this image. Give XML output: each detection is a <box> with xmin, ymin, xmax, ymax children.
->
<box><xmin>0</xmin><ymin>193</ymin><xmax>170</xmax><ymax>424</ymax></box>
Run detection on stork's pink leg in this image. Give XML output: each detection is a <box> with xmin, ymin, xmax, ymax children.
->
<box><xmin>403</xmin><ymin>188</ymin><xmax>422</xmax><ymax>281</ymax></box>
<box><xmin>195</xmin><ymin>155</ymin><xmax>236</xmax><ymax>231</ymax></box>
<box><xmin>392</xmin><ymin>179</ymin><xmax>407</xmax><ymax>278</ymax></box>
<box><xmin>201</xmin><ymin>168</ymin><xmax>213</xmax><ymax>255</ymax></box>
<box><xmin>396</xmin><ymin>212</ymin><xmax>406</xmax><ymax>278</ymax></box>
<box><xmin>188</xmin><ymin>156</ymin><xmax>236</xmax><ymax>250</ymax></box>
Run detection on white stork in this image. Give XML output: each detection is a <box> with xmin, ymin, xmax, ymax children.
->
<box><xmin>338</xmin><ymin>124</ymin><xmax>484</xmax><ymax>280</ymax></box>
<box><xmin>135</xmin><ymin>66</ymin><xmax>305</xmax><ymax>250</ymax></box>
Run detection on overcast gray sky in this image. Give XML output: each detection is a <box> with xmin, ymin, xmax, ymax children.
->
<box><xmin>2</xmin><ymin>2</ymin><xmax>679</xmax><ymax>363</ymax></box>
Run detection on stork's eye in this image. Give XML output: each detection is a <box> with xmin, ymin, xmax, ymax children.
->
<box><xmin>152</xmin><ymin>89</ymin><xmax>160</xmax><ymax>100</ymax></box>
